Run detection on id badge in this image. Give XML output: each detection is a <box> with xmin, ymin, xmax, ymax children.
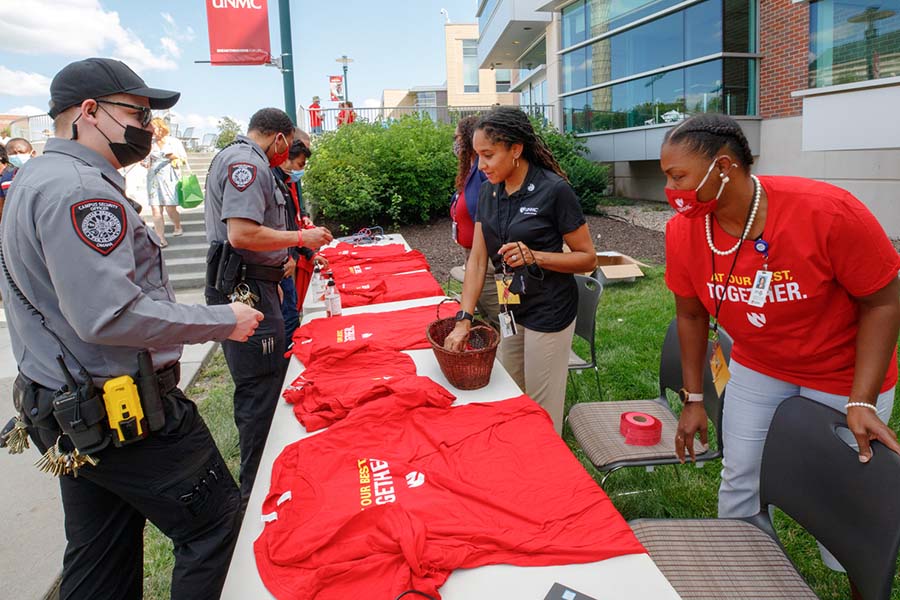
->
<box><xmin>747</xmin><ymin>270</ymin><xmax>772</xmax><ymax>308</ymax></box>
<box><xmin>709</xmin><ymin>341</ymin><xmax>731</xmax><ymax>398</ymax></box>
<box><xmin>499</xmin><ymin>310</ymin><xmax>518</xmax><ymax>338</ymax></box>
<box><xmin>495</xmin><ymin>274</ymin><xmax>520</xmax><ymax>304</ymax></box>
<box><xmin>451</xmin><ymin>221</ymin><xmax>458</xmax><ymax>243</ymax></box>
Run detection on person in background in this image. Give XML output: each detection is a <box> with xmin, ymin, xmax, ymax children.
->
<box><xmin>273</xmin><ymin>129</ymin><xmax>320</xmax><ymax>345</ymax></box>
<box><xmin>0</xmin><ymin>143</ymin><xmax>17</xmax><ymax>224</ymax></box>
<box><xmin>662</xmin><ymin>113</ymin><xmax>900</xmax><ymax>590</ymax></box>
<box><xmin>450</xmin><ymin>115</ymin><xmax>499</xmax><ymax>328</ymax></box>
<box><xmin>308</xmin><ymin>96</ymin><xmax>324</xmax><ymax>135</ymax></box>
<box><xmin>337</xmin><ymin>101</ymin><xmax>356</xmax><ymax>127</ymax></box>
<box><xmin>444</xmin><ymin>107</ymin><xmax>596</xmax><ymax>434</ymax></box>
<box><xmin>146</xmin><ymin>117</ymin><xmax>184</xmax><ymax>247</ymax></box>
<box><xmin>5</xmin><ymin>138</ymin><xmax>36</xmax><ymax>167</ymax></box>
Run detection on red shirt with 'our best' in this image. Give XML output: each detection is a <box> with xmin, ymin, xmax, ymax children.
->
<box><xmin>665</xmin><ymin>175</ymin><xmax>900</xmax><ymax>395</ymax></box>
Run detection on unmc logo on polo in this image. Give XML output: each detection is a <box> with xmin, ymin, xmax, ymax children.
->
<box><xmin>211</xmin><ymin>0</ymin><xmax>263</xmax><ymax>9</ymax></box>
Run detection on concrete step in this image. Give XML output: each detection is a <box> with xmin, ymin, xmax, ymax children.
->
<box><xmin>162</xmin><ymin>242</ymin><xmax>208</xmax><ymax>260</ymax></box>
<box><xmin>165</xmin><ymin>255</ymin><xmax>207</xmax><ymax>275</ymax></box>
<box><xmin>169</xmin><ymin>271</ymin><xmax>207</xmax><ymax>290</ymax></box>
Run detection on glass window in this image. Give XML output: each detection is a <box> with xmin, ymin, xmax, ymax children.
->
<box><xmin>520</xmin><ymin>86</ymin><xmax>532</xmax><ymax>107</ymax></box>
<box><xmin>562</xmin><ymin>58</ymin><xmax>756</xmax><ymax>134</ymax></box>
<box><xmin>479</xmin><ymin>0</ymin><xmax>501</xmax><ymax>32</ymax></box>
<box><xmin>609</xmin><ymin>11</ymin><xmax>683</xmax><ymax>80</ymax></box>
<box><xmin>563</xmin><ymin>1</ymin><xmax>588</xmax><ymax>47</ymax></box>
<box><xmin>563</xmin><ymin>45</ymin><xmax>592</xmax><ymax>91</ymax></box>
<box><xmin>463</xmin><ymin>40</ymin><xmax>480</xmax><ymax>93</ymax></box>
<box><xmin>496</xmin><ymin>69</ymin><xmax>512</xmax><ymax>92</ymax></box>
<box><xmin>685</xmin><ymin>0</ymin><xmax>722</xmax><ymax>59</ymax></box>
<box><xmin>587</xmin><ymin>0</ymin><xmax>686</xmax><ymax>37</ymax></box>
<box><xmin>809</xmin><ymin>0</ymin><xmax>900</xmax><ymax>87</ymax></box>
<box><xmin>724</xmin><ymin>0</ymin><xmax>754</xmax><ymax>53</ymax></box>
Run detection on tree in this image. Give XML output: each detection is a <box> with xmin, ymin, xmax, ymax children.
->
<box><xmin>216</xmin><ymin>116</ymin><xmax>242</xmax><ymax>149</ymax></box>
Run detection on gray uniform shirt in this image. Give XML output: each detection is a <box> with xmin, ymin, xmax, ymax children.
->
<box><xmin>0</xmin><ymin>138</ymin><xmax>236</xmax><ymax>390</ymax></box>
<box><xmin>204</xmin><ymin>135</ymin><xmax>287</xmax><ymax>267</ymax></box>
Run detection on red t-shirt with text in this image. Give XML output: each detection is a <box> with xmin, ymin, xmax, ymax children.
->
<box><xmin>665</xmin><ymin>175</ymin><xmax>900</xmax><ymax>395</ymax></box>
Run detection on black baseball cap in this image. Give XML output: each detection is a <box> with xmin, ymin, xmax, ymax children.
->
<box><xmin>48</xmin><ymin>57</ymin><xmax>180</xmax><ymax>118</ymax></box>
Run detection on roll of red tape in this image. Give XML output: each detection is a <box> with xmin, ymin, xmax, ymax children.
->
<box><xmin>619</xmin><ymin>411</ymin><xmax>662</xmax><ymax>446</ymax></box>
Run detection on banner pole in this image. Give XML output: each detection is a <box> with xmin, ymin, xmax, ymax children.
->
<box><xmin>278</xmin><ymin>0</ymin><xmax>297</xmax><ymax>123</ymax></box>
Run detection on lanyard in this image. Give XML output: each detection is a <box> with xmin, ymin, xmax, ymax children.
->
<box><xmin>709</xmin><ymin>189</ymin><xmax>757</xmax><ymax>337</ymax></box>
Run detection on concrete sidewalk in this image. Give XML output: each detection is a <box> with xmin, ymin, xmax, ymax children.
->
<box><xmin>0</xmin><ymin>288</ymin><xmax>220</xmax><ymax>600</ymax></box>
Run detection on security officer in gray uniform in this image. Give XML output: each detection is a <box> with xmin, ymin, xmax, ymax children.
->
<box><xmin>0</xmin><ymin>57</ymin><xmax>264</xmax><ymax>599</ymax></box>
<box><xmin>204</xmin><ymin>107</ymin><xmax>332</xmax><ymax>503</ymax></box>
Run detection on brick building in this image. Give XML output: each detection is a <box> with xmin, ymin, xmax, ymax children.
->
<box><xmin>477</xmin><ymin>0</ymin><xmax>900</xmax><ymax>235</ymax></box>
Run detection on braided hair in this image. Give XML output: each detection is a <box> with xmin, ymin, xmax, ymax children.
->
<box><xmin>475</xmin><ymin>106</ymin><xmax>568</xmax><ymax>181</ymax></box>
<box><xmin>454</xmin><ymin>115</ymin><xmax>479</xmax><ymax>192</ymax></box>
<box><xmin>664</xmin><ymin>114</ymin><xmax>753</xmax><ymax>169</ymax></box>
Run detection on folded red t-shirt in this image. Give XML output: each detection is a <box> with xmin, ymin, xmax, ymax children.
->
<box><xmin>340</xmin><ymin>271</ymin><xmax>444</xmax><ymax>308</ymax></box>
<box><xmin>291</xmin><ymin>302</ymin><xmax>458</xmax><ymax>364</ymax></box>
<box><xmin>321</xmin><ymin>242</ymin><xmax>409</xmax><ymax>266</ymax></box>
<box><xmin>255</xmin><ymin>394</ymin><xmax>646</xmax><ymax>600</ymax></box>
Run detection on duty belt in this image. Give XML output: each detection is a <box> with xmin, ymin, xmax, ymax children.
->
<box><xmin>242</xmin><ymin>263</ymin><xmax>283</xmax><ymax>283</ymax></box>
<box><xmin>156</xmin><ymin>362</ymin><xmax>181</xmax><ymax>394</ymax></box>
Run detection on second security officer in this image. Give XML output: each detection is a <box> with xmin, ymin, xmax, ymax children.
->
<box><xmin>0</xmin><ymin>57</ymin><xmax>263</xmax><ymax>598</ymax></box>
<box><xmin>205</xmin><ymin>108</ymin><xmax>332</xmax><ymax>503</ymax></box>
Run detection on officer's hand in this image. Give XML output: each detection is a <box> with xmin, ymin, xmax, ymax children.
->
<box><xmin>227</xmin><ymin>303</ymin><xmax>264</xmax><ymax>342</ymax></box>
<box><xmin>313</xmin><ymin>255</ymin><xmax>329</xmax><ymax>269</ymax></box>
<box><xmin>283</xmin><ymin>256</ymin><xmax>297</xmax><ymax>279</ymax></box>
<box><xmin>301</xmin><ymin>227</ymin><xmax>333</xmax><ymax>250</ymax></box>
<box><xmin>301</xmin><ymin>216</ymin><xmax>314</xmax><ymax>228</ymax></box>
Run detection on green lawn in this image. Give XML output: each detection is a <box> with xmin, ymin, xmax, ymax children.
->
<box><xmin>144</xmin><ymin>266</ymin><xmax>900</xmax><ymax>599</ymax></box>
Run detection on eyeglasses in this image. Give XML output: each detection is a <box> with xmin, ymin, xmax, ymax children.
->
<box><xmin>96</xmin><ymin>100</ymin><xmax>153</xmax><ymax>128</ymax></box>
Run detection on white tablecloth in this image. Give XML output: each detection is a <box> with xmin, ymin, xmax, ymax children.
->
<box><xmin>221</xmin><ymin>296</ymin><xmax>681</xmax><ymax>600</ymax></box>
<box><xmin>302</xmin><ymin>232</ymin><xmax>412</xmax><ymax>318</ymax></box>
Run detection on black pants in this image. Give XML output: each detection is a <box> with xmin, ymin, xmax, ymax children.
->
<box><xmin>207</xmin><ymin>279</ymin><xmax>287</xmax><ymax>503</ymax></box>
<box><xmin>20</xmin><ymin>382</ymin><xmax>241</xmax><ymax>600</ymax></box>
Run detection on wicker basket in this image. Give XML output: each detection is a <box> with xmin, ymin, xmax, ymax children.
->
<box><xmin>426</xmin><ymin>301</ymin><xmax>500</xmax><ymax>390</ymax></box>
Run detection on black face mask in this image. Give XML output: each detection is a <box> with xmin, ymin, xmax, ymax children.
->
<box><xmin>95</xmin><ymin>105</ymin><xmax>153</xmax><ymax>167</ymax></box>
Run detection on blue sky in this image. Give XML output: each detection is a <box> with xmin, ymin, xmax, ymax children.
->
<box><xmin>1</xmin><ymin>0</ymin><xmax>481</xmax><ymax>136</ymax></box>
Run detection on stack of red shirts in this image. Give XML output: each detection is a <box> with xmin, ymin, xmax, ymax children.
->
<box><xmin>339</xmin><ymin>270</ymin><xmax>444</xmax><ymax>308</ymax></box>
<box><xmin>332</xmin><ymin>250</ymin><xmax>431</xmax><ymax>283</ymax></box>
<box><xmin>283</xmin><ymin>340</ymin><xmax>433</xmax><ymax>431</ymax></box>
<box><xmin>291</xmin><ymin>302</ymin><xmax>459</xmax><ymax>364</ymax></box>
<box><xmin>320</xmin><ymin>242</ymin><xmax>409</xmax><ymax>266</ymax></box>
<box><xmin>254</xmin><ymin>393</ymin><xmax>646</xmax><ymax>600</ymax></box>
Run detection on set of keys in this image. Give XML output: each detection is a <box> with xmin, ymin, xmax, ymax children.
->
<box><xmin>229</xmin><ymin>282</ymin><xmax>259</xmax><ymax>307</ymax></box>
<box><xmin>35</xmin><ymin>437</ymin><xmax>99</xmax><ymax>478</ymax></box>
<box><xmin>1</xmin><ymin>416</ymin><xmax>30</xmax><ymax>455</ymax></box>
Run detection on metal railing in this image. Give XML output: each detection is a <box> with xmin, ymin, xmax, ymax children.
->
<box><xmin>9</xmin><ymin>114</ymin><xmax>54</xmax><ymax>142</ymax></box>
<box><xmin>298</xmin><ymin>104</ymin><xmax>554</xmax><ymax>133</ymax></box>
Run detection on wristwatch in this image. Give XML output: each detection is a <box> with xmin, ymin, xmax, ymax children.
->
<box><xmin>678</xmin><ymin>388</ymin><xmax>704</xmax><ymax>403</ymax></box>
<box><xmin>455</xmin><ymin>310</ymin><xmax>474</xmax><ymax>323</ymax></box>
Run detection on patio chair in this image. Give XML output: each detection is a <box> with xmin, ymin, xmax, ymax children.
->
<box><xmin>179</xmin><ymin>127</ymin><xmax>198</xmax><ymax>151</ymax></box>
<box><xmin>630</xmin><ymin>395</ymin><xmax>900</xmax><ymax>600</ymax></box>
<box><xmin>568</xmin><ymin>275</ymin><xmax>603</xmax><ymax>399</ymax></box>
<box><xmin>567</xmin><ymin>318</ymin><xmax>732</xmax><ymax>485</ymax></box>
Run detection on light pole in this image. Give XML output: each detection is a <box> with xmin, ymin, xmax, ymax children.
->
<box><xmin>335</xmin><ymin>55</ymin><xmax>353</xmax><ymax>103</ymax></box>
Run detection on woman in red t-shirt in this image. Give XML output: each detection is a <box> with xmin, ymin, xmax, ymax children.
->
<box><xmin>661</xmin><ymin>113</ymin><xmax>900</xmax><ymax>572</ymax></box>
<box><xmin>450</xmin><ymin>115</ymin><xmax>499</xmax><ymax>327</ymax></box>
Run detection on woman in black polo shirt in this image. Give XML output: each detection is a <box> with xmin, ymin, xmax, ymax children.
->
<box><xmin>444</xmin><ymin>107</ymin><xmax>596</xmax><ymax>433</ymax></box>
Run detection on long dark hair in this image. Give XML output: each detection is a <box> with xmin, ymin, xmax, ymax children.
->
<box><xmin>663</xmin><ymin>113</ymin><xmax>754</xmax><ymax>169</ymax></box>
<box><xmin>454</xmin><ymin>115</ymin><xmax>479</xmax><ymax>192</ymax></box>
<box><xmin>475</xmin><ymin>106</ymin><xmax>567</xmax><ymax>181</ymax></box>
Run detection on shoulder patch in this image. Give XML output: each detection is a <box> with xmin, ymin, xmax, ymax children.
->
<box><xmin>228</xmin><ymin>162</ymin><xmax>258</xmax><ymax>191</ymax></box>
<box><xmin>71</xmin><ymin>199</ymin><xmax>127</xmax><ymax>255</ymax></box>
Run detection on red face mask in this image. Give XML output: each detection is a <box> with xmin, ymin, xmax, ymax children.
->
<box><xmin>268</xmin><ymin>133</ymin><xmax>290</xmax><ymax>168</ymax></box>
<box><xmin>665</xmin><ymin>157</ymin><xmax>730</xmax><ymax>219</ymax></box>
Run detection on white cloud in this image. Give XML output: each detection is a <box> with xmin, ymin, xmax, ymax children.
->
<box><xmin>166</xmin><ymin>110</ymin><xmax>248</xmax><ymax>138</ymax></box>
<box><xmin>2</xmin><ymin>105</ymin><xmax>46</xmax><ymax>116</ymax></box>
<box><xmin>0</xmin><ymin>67</ymin><xmax>51</xmax><ymax>97</ymax></box>
<box><xmin>363</xmin><ymin>98</ymin><xmax>381</xmax><ymax>108</ymax></box>
<box><xmin>160</xmin><ymin>37</ymin><xmax>181</xmax><ymax>59</ymax></box>
<box><xmin>1</xmin><ymin>0</ymin><xmax>178</xmax><ymax>71</ymax></box>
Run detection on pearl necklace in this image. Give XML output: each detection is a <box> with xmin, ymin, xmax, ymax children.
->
<box><xmin>705</xmin><ymin>174</ymin><xmax>761</xmax><ymax>256</ymax></box>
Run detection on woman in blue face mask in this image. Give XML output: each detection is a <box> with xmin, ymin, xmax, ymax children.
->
<box><xmin>4</xmin><ymin>137</ymin><xmax>35</xmax><ymax>169</ymax></box>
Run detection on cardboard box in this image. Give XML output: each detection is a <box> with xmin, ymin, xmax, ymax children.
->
<box><xmin>593</xmin><ymin>252</ymin><xmax>648</xmax><ymax>285</ymax></box>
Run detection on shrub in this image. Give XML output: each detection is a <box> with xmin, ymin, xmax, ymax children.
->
<box><xmin>531</xmin><ymin>117</ymin><xmax>610</xmax><ymax>214</ymax></box>
<box><xmin>303</xmin><ymin>115</ymin><xmax>456</xmax><ymax>230</ymax></box>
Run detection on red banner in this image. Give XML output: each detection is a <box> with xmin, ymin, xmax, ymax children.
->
<box><xmin>206</xmin><ymin>0</ymin><xmax>271</xmax><ymax>66</ymax></box>
<box><xmin>329</xmin><ymin>76</ymin><xmax>345</xmax><ymax>101</ymax></box>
